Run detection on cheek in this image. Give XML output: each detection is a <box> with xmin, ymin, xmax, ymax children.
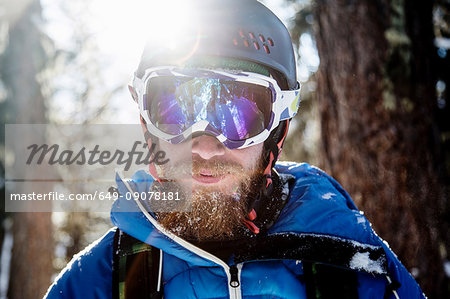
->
<box><xmin>158</xmin><ymin>139</ymin><xmax>264</xmax><ymax>170</ymax></box>
<box><xmin>157</xmin><ymin>140</ymin><xmax>192</xmax><ymax>163</ymax></box>
<box><xmin>235</xmin><ymin>143</ymin><xmax>264</xmax><ymax>169</ymax></box>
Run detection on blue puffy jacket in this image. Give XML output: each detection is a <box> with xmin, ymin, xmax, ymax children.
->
<box><xmin>44</xmin><ymin>162</ymin><xmax>425</xmax><ymax>298</ymax></box>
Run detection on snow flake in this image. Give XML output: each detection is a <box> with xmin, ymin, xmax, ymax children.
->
<box><xmin>321</xmin><ymin>192</ymin><xmax>336</xmax><ymax>200</ymax></box>
<box><xmin>357</xmin><ymin>216</ymin><xmax>366</xmax><ymax>224</ymax></box>
<box><xmin>349</xmin><ymin>252</ymin><xmax>384</xmax><ymax>274</ymax></box>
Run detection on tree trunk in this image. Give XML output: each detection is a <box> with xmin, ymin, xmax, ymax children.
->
<box><xmin>8</xmin><ymin>213</ymin><xmax>53</xmax><ymax>299</ymax></box>
<box><xmin>2</xmin><ymin>1</ymin><xmax>54</xmax><ymax>298</ymax></box>
<box><xmin>314</xmin><ymin>0</ymin><xmax>448</xmax><ymax>297</ymax></box>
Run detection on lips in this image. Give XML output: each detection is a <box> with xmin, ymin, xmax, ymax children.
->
<box><xmin>193</xmin><ymin>169</ymin><xmax>224</xmax><ymax>184</ymax></box>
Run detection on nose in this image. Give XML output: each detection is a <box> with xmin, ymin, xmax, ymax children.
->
<box><xmin>191</xmin><ymin>135</ymin><xmax>226</xmax><ymax>160</ymax></box>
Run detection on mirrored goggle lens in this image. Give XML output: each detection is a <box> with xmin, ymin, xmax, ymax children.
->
<box><xmin>144</xmin><ymin>76</ymin><xmax>273</xmax><ymax>141</ymax></box>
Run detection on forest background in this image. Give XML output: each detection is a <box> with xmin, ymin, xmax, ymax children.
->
<box><xmin>0</xmin><ymin>0</ymin><xmax>449</xmax><ymax>298</ymax></box>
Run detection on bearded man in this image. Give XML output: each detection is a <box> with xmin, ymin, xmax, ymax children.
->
<box><xmin>45</xmin><ymin>0</ymin><xmax>425</xmax><ymax>298</ymax></box>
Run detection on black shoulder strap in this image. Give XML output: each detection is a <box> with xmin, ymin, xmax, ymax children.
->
<box><xmin>303</xmin><ymin>261</ymin><xmax>359</xmax><ymax>299</ymax></box>
<box><xmin>113</xmin><ymin>229</ymin><xmax>163</xmax><ymax>299</ymax></box>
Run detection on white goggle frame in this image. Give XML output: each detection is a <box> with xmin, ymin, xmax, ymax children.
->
<box><xmin>130</xmin><ymin>66</ymin><xmax>301</xmax><ymax>149</ymax></box>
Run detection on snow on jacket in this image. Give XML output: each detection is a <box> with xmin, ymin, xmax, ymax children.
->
<box><xmin>44</xmin><ymin>162</ymin><xmax>425</xmax><ymax>298</ymax></box>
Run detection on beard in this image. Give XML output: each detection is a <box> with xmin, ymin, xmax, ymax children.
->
<box><xmin>154</xmin><ymin>156</ymin><xmax>264</xmax><ymax>242</ymax></box>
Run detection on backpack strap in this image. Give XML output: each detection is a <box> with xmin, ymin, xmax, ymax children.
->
<box><xmin>113</xmin><ymin>229</ymin><xmax>163</xmax><ymax>299</ymax></box>
<box><xmin>303</xmin><ymin>261</ymin><xmax>359</xmax><ymax>299</ymax></box>
<box><xmin>383</xmin><ymin>275</ymin><xmax>401</xmax><ymax>299</ymax></box>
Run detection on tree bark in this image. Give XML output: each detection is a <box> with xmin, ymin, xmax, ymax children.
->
<box><xmin>2</xmin><ymin>1</ymin><xmax>54</xmax><ymax>298</ymax></box>
<box><xmin>8</xmin><ymin>213</ymin><xmax>53</xmax><ymax>299</ymax></box>
<box><xmin>314</xmin><ymin>0</ymin><xmax>448</xmax><ymax>297</ymax></box>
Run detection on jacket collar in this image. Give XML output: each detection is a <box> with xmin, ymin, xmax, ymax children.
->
<box><xmin>111</xmin><ymin>163</ymin><xmax>390</xmax><ymax>275</ymax></box>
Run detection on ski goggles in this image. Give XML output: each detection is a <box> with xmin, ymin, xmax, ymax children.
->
<box><xmin>130</xmin><ymin>66</ymin><xmax>301</xmax><ymax>149</ymax></box>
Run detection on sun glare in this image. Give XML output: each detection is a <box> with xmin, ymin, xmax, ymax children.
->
<box><xmin>90</xmin><ymin>0</ymin><xmax>196</xmax><ymax>123</ymax></box>
<box><xmin>89</xmin><ymin>0</ymin><xmax>195</xmax><ymax>56</ymax></box>
<box><xmin>94</xmin><ymin>0</ymin><xmax>196</xmax><ymax>71</ymax></box>
<box><xmin>143</xmin><ymin>1</ymin><xmax>194</xmax><ymax>50</ymax></box>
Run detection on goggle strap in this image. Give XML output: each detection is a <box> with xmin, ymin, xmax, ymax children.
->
<box><xmin>277</xmin><ymin>119</ymin><xmax>290</xmax><ymax>154</ymax></box>
<box><xmin>262</xmin><ymin>119</ymin><xmax>289</xmax><ymax>195</ymax></box>
<box><xmin>279</xmin><ymin>89</ymin><xmax>301</xmax><ymax>120</ymax></box>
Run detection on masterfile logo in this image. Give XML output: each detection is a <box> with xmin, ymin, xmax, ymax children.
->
<box><xmin>4</xmin><ymin>124</ymin><xmax>192</xmax><ymax>212</ymax></box>
<box><xmin>25</xmin><ymin>141</ymin><xmax>168</xmax><ymax>171</ymax></box>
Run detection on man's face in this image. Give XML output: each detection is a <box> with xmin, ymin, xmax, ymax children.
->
<box><xmin>158</xmin><ymin>135</ymin><xmax>263</xmax><ymax>193</ymax></box>
<box><xmin>154</xmin><ymin>135</ymin><xmax>264</xmax><ymax>241</ymax></box>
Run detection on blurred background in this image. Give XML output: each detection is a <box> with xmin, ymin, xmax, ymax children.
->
<box><xmin>0</xmin><ymin>0</ymin><xmax>449</xmax><ymax>298</ymax></box>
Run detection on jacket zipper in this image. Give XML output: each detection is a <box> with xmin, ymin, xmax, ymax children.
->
<box><xmin>229</xmin><ymin>264</ymin><xmax>243</xmax><ymax>299</ymax></box>
<box><xmin>118</xmin><ymin>172</ymin><xmax>243</xmax><ymax>299</ymax></box>
<box><xmin>229</xmin><ymin>265</ymin><xmax>240</xmax><ymax>288</ymax></box>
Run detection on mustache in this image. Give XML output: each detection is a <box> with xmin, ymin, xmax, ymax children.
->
<box><xmin>192</xmin><ymin>158</ymin><xmax>245</xmax><ymax>175</ymax></box>
<box><xmin>160</xmin><ymin>157</ymin><xmax>249</xmax><ymax>178</ymax></box>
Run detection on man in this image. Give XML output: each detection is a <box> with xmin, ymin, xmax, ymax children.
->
<box><xmin>45</xmin><ymin>0</ymin><xmax>425</xmax><ymax>298</ymax></box>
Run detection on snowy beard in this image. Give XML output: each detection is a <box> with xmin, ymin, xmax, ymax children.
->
<box><xmin>154</xmin><ymin>157</ymin><xmax>264</xmax><ymax>242</ymax></box>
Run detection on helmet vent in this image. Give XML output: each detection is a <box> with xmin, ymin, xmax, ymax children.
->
<box><xmin>235</xmin><ymin>29</ymin><xmax>274</xmax><ymax>54</ymax></box>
